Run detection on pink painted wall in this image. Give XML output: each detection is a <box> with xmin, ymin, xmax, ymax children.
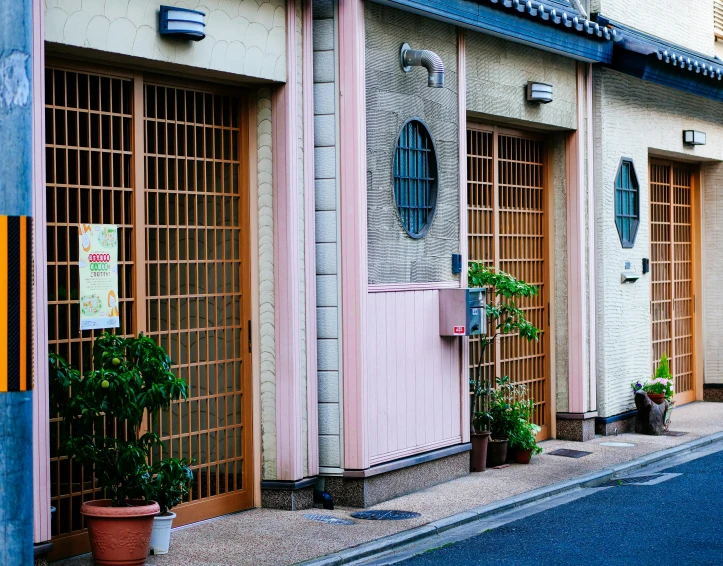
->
<box><xmin>366</xmin><ymin>290</ymin><xmax>464</xmax><ymax>466</ymax></box>
<box><xmin>272</xmin><ymin>0</ymin><xmax>304</xmax><ymax>481</ymax></box>
<box><xmin>32</xmin><ymin>0</ymin><xmax>51</xmax><ymax>543</ymax></box>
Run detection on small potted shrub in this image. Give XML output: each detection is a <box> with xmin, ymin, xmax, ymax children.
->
<box><xmin>508</xmin><ymin>397</ymin><xmax>543</xmax><ymax>464</ymax></box>
<box><xmin>50</xmin><ymin>332</ymin><xmax>188</xmax><ymax>566</ymax></box>
<box><xmin>631</xmin><ymin>354</ymin><xmax>675</xmax><ymax>427</ymax></box>
<box><xmin>148</xmin><ymin>457</ymin><xmax>194</xmax><ymax>555</ymax></box>
<box><xmin>468</xmin><ymin>264</ymin><xmax>540</xmax><ymax>471</ymax></box>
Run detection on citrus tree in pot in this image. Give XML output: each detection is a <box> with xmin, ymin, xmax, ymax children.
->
<box><xmin>50</xmin><ymin>332</ymin><xmax>189</xmax><ymax>566</ymax></box>
<box><xmin>468</xmin><ymin>263</ymin><xmax>540</xmax><ymax>471</ymax></box>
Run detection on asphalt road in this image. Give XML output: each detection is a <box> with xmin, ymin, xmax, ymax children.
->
<box><xmin>396</xmin><ymin>449</ymin><xmax>723</xmax><ymax>566</ymax></box>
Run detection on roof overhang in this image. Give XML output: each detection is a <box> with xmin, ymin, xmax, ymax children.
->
<box><xmin>598</xmin><ymin>15</ymin><xmax>723</xmax><ymax>103</ymax></box>
<box><xmin>367</xmin><ymin>0</ymin><xmax>616</xmax><ymax>63</ymax></box>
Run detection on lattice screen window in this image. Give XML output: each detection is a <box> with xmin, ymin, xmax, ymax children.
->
<box><xmin>715</xmin><ymin>0</ymin><xmax>723</xmax><ymax>40</ymax></box>
<box><xmin>614</xmin><ymin>158</ymin><xmax>639</xmax><ymax>248</ymax></box>
<box><xmin>393</xmin><ymin>119</ymin><xmax>438</xmax><ymax>238</ymax></box>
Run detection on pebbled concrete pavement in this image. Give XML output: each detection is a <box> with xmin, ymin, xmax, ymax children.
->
<box><xmin>53</xmin><ymin>401</ymin><xmax>723</xmax><ymax>566</ymax></box>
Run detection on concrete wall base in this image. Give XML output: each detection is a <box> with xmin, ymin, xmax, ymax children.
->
<box><xmin>325</xmin><ymin>451</ymin><xmax>470</xmax><ymax>508</ymax></box>
<box><xmin>704</xmin><ymin>385</ymin><xmax>723</xmax><ymax>402</ymax></box>
<box><xmin>260</xmin><ymin>478</ymin><xmax>317</xmax><ymax>510</ymax></box>
<box><xmin>556</xmin><ymin>416</ymin><xmax>596</xmax><ymax>441</ymax></box>
<box><xmin>595</xmin><ymin>411</ymin><xmax>637</xmax><ymax>436</ymax></box>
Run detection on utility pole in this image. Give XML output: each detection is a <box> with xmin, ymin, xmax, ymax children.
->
<box><xmin>0</xmin><ymin>0</ymin><xmax>35</xmax><ymax>563</ymax></box>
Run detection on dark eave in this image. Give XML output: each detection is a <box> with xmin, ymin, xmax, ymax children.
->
<box><xmin>598</xmin><ymin>15</ymin><xmax>723</xmax><ymax>103</ymax></box>
<box><xmin>367</xmin><ymin>0</ymin><xmax>616</xmax><ymax>63</ymax></box>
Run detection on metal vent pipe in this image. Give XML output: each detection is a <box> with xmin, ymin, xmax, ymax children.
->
<box><xmin>400</xmin><ymin>43</ymin><xmax>445</xmax><ymax>88</ymax></box>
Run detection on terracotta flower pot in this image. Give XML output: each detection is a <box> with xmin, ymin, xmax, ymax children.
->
<box><xmin>486</xmin><ymin>438</ymin><xmax>508</xmax><ymax>468</ymax></box>
<box><xmin>648</xmin><ymin>393</ymin><xmax>666</xmax><ymax>405</ymax></box>
<box><xmin>514</xmin><ymin>448</ymin><xmax>532</xmax><ymax>464</ymax></box>
<box><xmin>81</xmin><ymin>499</ymin><xmax>160</xmax><ymax>566</ymax></box>
<box><xmin>470</xmin><ymin>431</ymin><xmax>490</xmax><ymax>472</ymax></box>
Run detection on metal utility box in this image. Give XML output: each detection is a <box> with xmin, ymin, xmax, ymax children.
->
<box><xmin>438</xmin><ymin>288</ymin><xmax>486</xmax><ymax>336</ymax></box>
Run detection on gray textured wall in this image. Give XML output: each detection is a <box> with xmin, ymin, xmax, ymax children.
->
<box><xmin>466</xmin><ymin>31</ymin><xmax>577</xmax><ymax>131</ymax></box>
<box><xmin>594</xmin><ymin>67</ymin><xmax>723</xmax><ymax>417</ymax></box>
<box><xmin>313</xmin><ymin>0</ymin><xmax>343</xmax><ymax>471</ymax></box>
<box><xmin>365</xmin><ymin>3</ymin><xmax>460</xmax><ymax>285</ymax></box>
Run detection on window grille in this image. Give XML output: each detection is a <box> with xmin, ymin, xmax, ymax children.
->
<box><xmin>715</xmin><ymin>0</ymin><xmax>723</xmax><ymax>39</ymax></box>
<box><xmin>614</xmin><ymin>158</ymin><xmax>639</xmax><ymax>248</ymax></box>
<box><xmin>393</xmin><ymin>119</ymin><xmax>438</xmax><ymax>238</ymax></box>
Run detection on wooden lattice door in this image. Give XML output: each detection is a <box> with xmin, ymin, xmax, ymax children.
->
<box><xmin>467</xmin><ymin>125</ymin><xmax>549</xmax><ymax>438</ymax></box>
<box><xmin>650</xmin><ymin>160</ymin><xmax>698</xmax><ymax>405</ymax></box>
<box><xmin>143</xmin><ymin>81</ymin><xmax>252</xmax><ymax>525</ymax></box>
<box><xmin>45</xmin><ymin>66</ymin><xmax>137</xmax><ymax>558</ymax></box>
<box><xmin>45</xmin><ymin>66</ymin><xmax>252</xmax><ymax>559</ymax></box>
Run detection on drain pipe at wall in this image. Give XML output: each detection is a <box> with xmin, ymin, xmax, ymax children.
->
<box><xmin>400</xmin><ymin>43</ymin><xmax>445</xmax><ymax>88</ymax></box>
<box><xmin>587</xmin><ymin>62</ymin><xmax>598</xmax><ymax>412</ymax></box>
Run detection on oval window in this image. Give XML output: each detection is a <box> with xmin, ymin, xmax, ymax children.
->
<box><xmin>393</xmin><ymin>119</ymin><xmax>439</xmax><ymax>238</ymax></box>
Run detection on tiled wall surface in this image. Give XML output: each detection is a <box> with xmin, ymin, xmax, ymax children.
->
<box><xmin>313</xmin><ymin>0</ymin><xmax>343</xmax><ymax>470</ymax></box>
<box><xmin>44</xmin><ymin>0</ymin><xmax>287</xmax><ymax>81</ymax></box>
<box><xmin>592</xmin><ymin>0</ymin><xmax>714</xmax><ymax>57</ymax></box>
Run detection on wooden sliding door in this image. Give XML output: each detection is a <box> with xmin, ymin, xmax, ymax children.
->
<box><xmin>650</xmin><ymin>159</ymin><xmax>699</xmax><ymax>405</ymax></box>
<box><xmin>467</xmin><ymin>124</ymin><xmax>550</xmax><ymax>439</ymax></box>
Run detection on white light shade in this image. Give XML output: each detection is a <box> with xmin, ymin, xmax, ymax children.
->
<box><xmin>527</xmin><ymin>82</ymin><xmax>553</xmax><ymax>104</ymax></box>
<box><xmin>683</xmin><ymin>130</ymin><xmax>706</xmax><ymax>145</ymax></box>
<box><xmin>159</xmin><ymin>5</ymin><xmax>206</xmax><ymax>41</ymax></box>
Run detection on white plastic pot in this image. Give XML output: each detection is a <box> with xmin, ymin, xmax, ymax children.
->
<box><xmin>149</xmin><ymin>511</ymin><xmax>176</xmax><ymax>555</ymax></box>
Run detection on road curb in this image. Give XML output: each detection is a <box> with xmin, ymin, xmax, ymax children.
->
<box><xmin>296</xmin><ymin>431</ymin><xmax>723</xmax><ymax>566</ymax></box>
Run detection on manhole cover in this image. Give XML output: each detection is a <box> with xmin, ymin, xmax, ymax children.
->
<box><xmin>549</xmin><ymin>448</ymin><xmax>592</xmax><ymax>458</ymax></box>
<box><xmin>350</xmin><ymin>510</ymin><xmax>421</xmax><ymax>521</ymax></box>
<box><xmin>303</xmin><ymin>514</ymin><xmax>355</xmax><ymax>525</ymax></box>
<box><xmin>664</xmin><ymin>431</ymin><xmax>687</xmax><ymax>437</ymax></box>
<box><xmin>597</xmin><ymin>474</ymin><xmax>662</xmax><ymax>487</ymax></box>
<box><xmin>600</xmin><ymin>442</ymin><xmax>636</xmax><ymax>447</ymax></box>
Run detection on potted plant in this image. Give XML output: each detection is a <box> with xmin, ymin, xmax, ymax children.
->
<box><xmin>468</xmin><ymin>263</ymin><xmax>540</xmax><ymax>471</ymax></box>
<box><xmin>148</xmin><ymin>457</ymin><xmax>194</xmax><ymax>555</ymax></box>
<box><xmin>508</xmin><ymin>397</ymin><xmax>543</xmax><ymax>464</ymax></box>
<box><xmin>631</xmin><ymin>354</ymin><xmax>675</xmax><ymax>420</ymax></box>
<box><xmin>50</xmin><ymin>332</ymin><xmax>188</xmax><ymax>566</ymax></box>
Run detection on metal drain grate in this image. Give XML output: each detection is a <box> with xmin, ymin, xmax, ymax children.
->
<box><xmin>549</xmin><ymin>449</ymin><xmax>592</xmax><ymax>459</ymax></box>
<box><xmin>597</xmin><ymin>474</ymin><xmax>662</xmax><ymax>487</ymax></box>
<box><xmin>664</xmin><ymin>431</ymin><xmax>687</xmax><ymax>437</ymax></box>
<box><xmin>303</xmin><ymin>514</ymin><xmax>355</xmax><ymax>525</ymax></box>
<box><xmin>350</xmin><ymin>510</ymin><xmax>421</xmax><ymax>521</ymax></box>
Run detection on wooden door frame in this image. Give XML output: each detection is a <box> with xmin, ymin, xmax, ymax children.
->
<box><xmin>648</xmin><ymin>157</ymin><xmax>702</xmax><ymax>405</ymax></box>
<box><xmin>43</xmin><ymin>59</ymin><xmax>258</xmax><ymax>559</ymax></box>
<box><xmin>466</xmin><ymin>121</ymin><xmax>553</xmax><ymax>440</ymax></box>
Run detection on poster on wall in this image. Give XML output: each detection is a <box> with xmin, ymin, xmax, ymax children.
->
<box><xmin>78</xmin><ymin>224</ymin><xmax>120</xmax><ymax>330</ymax></box>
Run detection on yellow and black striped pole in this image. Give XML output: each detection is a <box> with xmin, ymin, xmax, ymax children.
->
<box><xmin>0</xmin><ymin>216</ymin><xmax>32</xmax><ymax>393</ymax></box>
<box><xmin>0</xmin><ymin>0</ymin><xmax>35</xmax><ymax>562</ymax></box>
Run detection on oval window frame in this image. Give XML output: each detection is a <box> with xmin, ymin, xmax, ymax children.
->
<box><xmin>392</xmin><ymin>118</ymin><xmax>440</xmax><ymax>239</ymax></box>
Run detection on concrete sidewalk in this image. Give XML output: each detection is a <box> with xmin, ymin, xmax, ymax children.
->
<box><xmin>55</xmin><ymin>402</ymin><xmax>723</xmax><ymax>566</ymax></box>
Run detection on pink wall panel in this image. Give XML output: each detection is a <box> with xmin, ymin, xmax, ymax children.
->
<box><xmin>367</xmin><ymin>290</ymin><xmax>464</xmax><ymax>466</ymax></box>
<box><xmin>32</xmin><ymin>0</ymin><xmax>51</xmax><ymax>543</ymax></box>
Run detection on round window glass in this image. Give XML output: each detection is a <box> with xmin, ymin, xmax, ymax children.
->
<box><xmin>393</xmin><ymin>119</ymin><xmax>438</xmax><ymax>238</ymax></box>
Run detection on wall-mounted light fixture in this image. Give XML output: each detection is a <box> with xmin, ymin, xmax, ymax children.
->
<box><xmin>526</xmin><ymin>82</ymin><xmax>553</xmax><ymax>104</ymax></box>
<box><xmin>160</xmin><ymin>5</ymin><xmax>206</xmax><ymax>41</ymax></box>
<box><xmin>400</xmin><ymin>43</ymin><xmax>445</xmax><ymax>88</ymax></box>
<box><xmin>683</xmin><ymin>130</ymin><xmax>706</xmax><ymax>146</ymax></box>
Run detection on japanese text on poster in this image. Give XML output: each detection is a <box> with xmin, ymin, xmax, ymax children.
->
<box><xmin>78</xmin><ymin>224</ymin><xmax>120</xmax><ymax>330</ymax></box>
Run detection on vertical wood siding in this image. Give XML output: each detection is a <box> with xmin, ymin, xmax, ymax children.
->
<box><xmin>366</xmin><ymin>290</ymin><xmax>463</xmax><ymax>466</ymax></box>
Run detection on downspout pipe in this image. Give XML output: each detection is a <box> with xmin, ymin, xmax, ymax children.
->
<box><xmin>400</xmin><ymin>43</ymin><xmax>445</xmax><ymax>88</ymax></box>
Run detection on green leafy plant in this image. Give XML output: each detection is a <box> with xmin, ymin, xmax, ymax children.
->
<box><xmin>468</xmin><ymin>263</ymin><xmax>540</xmax><ymax>434</ymax></box>
<box><xmin>149</xmin><ymin>458</ymin><xmax>196</xmax><ymax>515</ymax></box>
<box><xmin>49</xmin><ymin>331</ymin><xmax>193</xmax><ymax>508</ymax></box>
<box><xmin>507</xmin><ymin>396</ymin><xmax>543</xmax><ymax>455</ymax></box>
<box><xmin>630</xmin><ymin>354</ymin><xmax>675</xmax><ymax>402</ymax></box>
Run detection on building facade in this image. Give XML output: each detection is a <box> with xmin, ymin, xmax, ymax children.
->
<box><xmin>27</xmin><ymin>0</ymin><xmax>723</xmax><ymax>560</ymax></box>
